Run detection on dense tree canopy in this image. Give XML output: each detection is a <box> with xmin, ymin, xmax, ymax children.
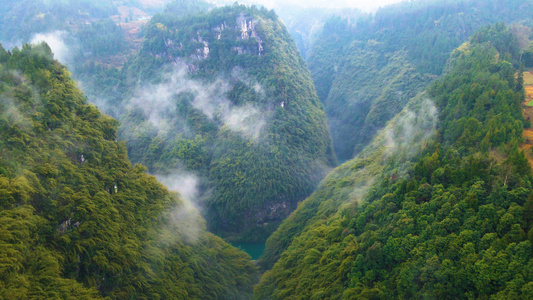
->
<box><xmin>2</xmin><ymin>2</ymin><xmax>533</xmax><ymax>299</ymax></box>
<box><xmin>0</xmin><ymin>0</ymin><xmax>117</xmax><ymax>46</ymax></box>
<box><xmin>78</xmin><ymin>4</ymin><xmax>336</xmax><ymax>242</ymax></box>
<box><xmin>256</xmin><ymin>23</ymin><xmax>533</xmax><ymax>299</ymax></box>
<box><xmin>0</xmin><ymin>43</ymin><xmax>257</xmax><ymax>299</ymax></box>
<box><xmin>308</xmin><ymin>0</ymin><xmax>533</xmax><ymax>162</ymax></box>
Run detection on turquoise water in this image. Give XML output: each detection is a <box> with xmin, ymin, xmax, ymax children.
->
<box><xmin>231</xmin><ymin>242</ymin><xmax>266</xmax><ymax>260</ymax></box>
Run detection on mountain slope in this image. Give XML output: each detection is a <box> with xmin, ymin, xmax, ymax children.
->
<box><xmin>0</xmin><ymin>43</ymin><xmax>257</xmax><ymax>299</ymax></box>
<box><xmin>0</xmin><ymin>0</ymin><xmax>117</xmax><ymax>47</ymax></box>
<box><xmin>83</xmin><ymin>4</ymin><xmax>336</xmax><ymax>242</ymax></box>
<box><xmin>309</xmin><ymin>0</ymin><xmax>533</xmax><ymax>162</ymax></box>
<box><xmin>255</xmin><ymin>24</ymin><xmax>533</xmax><ymax>299</ymax></box>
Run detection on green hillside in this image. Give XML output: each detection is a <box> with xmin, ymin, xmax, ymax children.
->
<box><xmin>1</xmin><ymin>1</ymin><xmax>533</xmax><ymax>299</ymax></box>
<box><xmin>309</xmin><ymin>0</ymin><xmax>533</xmax><ymax>162</ymax></box>
<box><xmin>0</xmin><ymin>0</ymin><xmax>117</xmax><ymax>47</ymax></box>
<box><xmin>256</xmin><ymin>23</ymin><xmax>533</xmax><ymax>299</ymax></box>
<box><xmin>80</xmin><ymin>4</ymin><xmax>336</xmax><ymax>242</ymax></box>
<box><xmin>0</xmin><ymin>43</ymin><xmax>257</xmax><ymax>299</ymax></box>
<box><xmin>0</xmin><ymin>0</ymin><xmax>171</xmax><ymax>70</ymax></box>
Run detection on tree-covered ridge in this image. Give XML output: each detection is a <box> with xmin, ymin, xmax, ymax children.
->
<box><xmin>355</xmin><ymin>0</ymin><xmax>532</xmax><ymax>75</ymax></box>
<box><xmin>0</xmin><ymin>0</ymin><xmax>183</xmax><ymax>72</ymax></box>
<box><xmin>0</xmin><ymin>43</ymin><xmax>257</xmax><ymax>299</ymax></box>
<box><xmin>82</xmin><ymin>4</ymin><xmax>336</xmax><ymax>242</ymax></box>
<box><xmin>308</xmin><ymin>0</ymin><xmax>533</xmax><ymax>162</ymax></box>
<box><xmin>255</xmin><ymin>24</ymin><xmax>533</xmax><ymax>299</ymax></box>
<box><xmin>0</xmin><ymin>0</ymin><xmax>117</xmax><ymax>46</ymax></box>
<box><xmin>258</xmin><ymin>92</ymin><xmax>438</xmax><ymax>271</ymax></box>
<box><xmin>321</xmin><ymin>39</ymin><xmax>432</xmax><ymax>161</ymax></box>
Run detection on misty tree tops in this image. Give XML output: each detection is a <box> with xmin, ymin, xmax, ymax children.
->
<box><xmin>255</xmin><ymin>23</ymin><xmax>533</xmax><ymax>299</ymax></box>
<box><xmin>2</xmin><ymin>1</ymin><xmax>533</xmax><ymax>299</ymax></box>
<box><xmin>86</xmin><ymin>4</ymin><xmax>337</xmax><ymax>242</ymax></box>
<box><xmin>0</xmin><ymin>43</ymin><xmax>257</xmax><ymax>299</ymax></box>
<box><xmin>309</xmin><ymin>0</ymin><xmax>533</xmax><ymax>162</ymax></box>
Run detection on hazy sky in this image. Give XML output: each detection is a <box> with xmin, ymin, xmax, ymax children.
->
<box><xmin>220</xmin><ymin>0</ymin><xmax>407</xmax><ymax>11</ymax></box>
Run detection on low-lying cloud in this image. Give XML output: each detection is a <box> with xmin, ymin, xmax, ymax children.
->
<box><xmin>156</xmin><ymin>172</ymin><xmax>204</xmax><ymax>244</ymax></box>
<box><xmin>340</xmin><ymin>96</ymin><xmax>438</xmax><ymax>208</ymax></box>
<box><xmin>0</xmin><ymin>93</ymin><xmax>25</xmax><ymax>126</ymax></box>
<box><xmin>30</xmin><ymin>31</ymin><xmax>71</xmax><ymax>64</ymax></box>
<box><xmin>127</xmin><ymin>64</ymin><xmax>268</xmax><ymax>140</ymax></box>
<box><xmin>384</xmin><ymin>97</ymin><xmax>438</xmax><ymax>158</ymax></box>
<box><xmin>0</xmin><ymin>70</ymin><xmax>41</xmax><ymax>129</ymax></box>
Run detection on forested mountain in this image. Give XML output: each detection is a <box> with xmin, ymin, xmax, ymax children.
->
<box><xmin>0</xmin><ymin>0</ymin><xmax>178</xmax><ymax>71</ymax></box>
<box><xmin>255</xmin><ymin>23</ymin><xmax>533</xmax><ymax>298</ymax></box>
<box><xmin>0</xmin><ymin>0</ymin><xmax>336</xmax><ymax>242</ymax></box>
<box><xmin>3</xmin><ymin>1</ymin><xmax>533</xmax><ymax>299</ymax></box>
<box><xmin>273</xmin><ymin>6</ymin><xmax>361</xmax><ymax>59</ymax></box>
<box><xmin>210</xmin><ymin>1</ymin><xmax>362</xmax><ymax>59</ymax></box>
<box><xmin>309</xmin><ymin>0</ymin><xmax>533</xmax><ymax>162</ymax></box>
<box><xmin>0</xmin><ymin>0</ymin><xmax>117</xmax><ymax>47</ymax></box>
<box><xmin>78</xmin><ymin>3</ymin><xmax>336</xmax><ymax>242</ymax></box>
<box><xmin>0</xmin><ymin>43</ymin><xmax>257</xmax><ymax>299</ymax></box>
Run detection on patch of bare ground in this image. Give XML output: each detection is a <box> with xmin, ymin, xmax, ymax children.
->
<box><xmin>520</xmin><ymin>71</ymin><xmax>533</xmax><ymax>168</ymax></box>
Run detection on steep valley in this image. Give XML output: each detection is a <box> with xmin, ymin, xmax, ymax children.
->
<box><xmin>256</xmin><ymin>23</ymin><xmax>533</xmax><ymax>299</ymax></box>
<box><xmin>79</xmin><ymin>4</ymin><xmax>336</xmax><ymax>243</ymax></box>
<box><xmin>1</xmin><ymin>0</ymin><xmax>533</xmax><ymax>299</ymax></box>
<box><xmin>308</xmin><ymin>0</ymin><xmax>533</xmax><ymax>162</ymax></box>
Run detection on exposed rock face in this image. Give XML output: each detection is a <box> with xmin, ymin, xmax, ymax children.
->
<box><xmin>149</xmin><ymin>12</ymin><xmax>265</xmax><ymax>65</ymax></box>
<box><xmin>118</xmin><ymin>5</ymin><xmax>336</xmax><ymax>242</ymax></box>
<box><xmin>236</xmin><ymin>13</ymin><xmax>264</xmax><ymax>55</ymax></box>
<box><xmin>57</xmin><ymin>218</ymin><xmax>81</xmax><ymax>235</ymax></box>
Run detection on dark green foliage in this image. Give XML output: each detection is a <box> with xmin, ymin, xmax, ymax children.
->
<box><xmin>321</xmin><ymin>40</ymin><xmax>431</xmax><ymax>161</ymax></box>
<box><xmin>0</xmin><ymin>43</ymin><xmax>257</xmax><ymax>298</ymax></box>
<box><xmin>256</xmin><ymin>24</ymin><xmax>533</xmax><ymax>299</ymax></box>
<box><xmin>276</xmin><ymin>7</ymin><xmax>362</xmax><ymax>59</ymax></box>
<box><xmin>81</xmin><ymin>4</ymin><xmax>336</xmax><ymax>242</ymax></box>
<box><xmin>74</xmin><ymin>19</ymin><xmax>128</xmax><ymax>59</ymax></box>
<box><xmin>0</xmin><ymin>0</ymin><xmax>117</xmax><ymax>46</ymax></box>
<box><xmin>306</xmin><ymin>17</ymin><xmax>354</xmax><ymax>109</ymax></box>
<box><xmin>360</xmin><ymin>0</ymin><xmax>532</xmax><ymax>74</ymax></box>
<box><xmin>522</xmin><ymin>43</ymin><xmax>533</xmax><ymax>67</ymax></box>
<box><xmin>309</xmin><ymin>0</ymin><xmax>533</xmax><ymax>162</ymax></box>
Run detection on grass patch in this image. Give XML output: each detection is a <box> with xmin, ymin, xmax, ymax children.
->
<box><xmin>523</xmin><ymin>71</ymin><xmax>533</xmax><ymax>85</ymax></box>
<box><xmin>527</xmin><ymin>99</ymin><xmax>533</xmax><ymax>106</ymax></box>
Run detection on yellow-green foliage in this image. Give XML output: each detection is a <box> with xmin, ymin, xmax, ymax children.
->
<box><xmin>255</xmin><ymin>24</ymin><xmax>533</xmax><ymax>299</ymax></box>
<box><xmin>0</xmin><ymin>43</ymin><xmax>257</xmax><ymax>299</ymax></box>
<box><xmin>523</xmin><ymin>71</ymin><xmax>533</xmax><ymax>85</ymax></box>
<box><xmin>259</xmin><ymin>92</ymin><xmax>438</xmax><ymax>271</ymax></box>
